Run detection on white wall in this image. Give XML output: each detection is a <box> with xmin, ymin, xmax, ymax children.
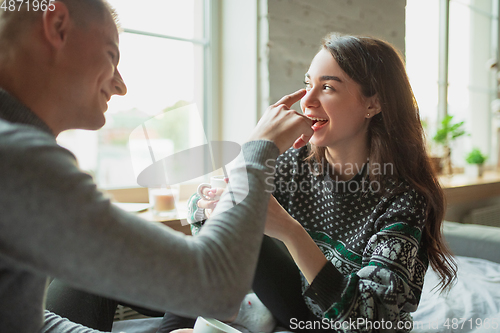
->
<box><xmin>218</xmin><ymin>0</ymin><xmax>259</xmax><ymax>144</ymax></box>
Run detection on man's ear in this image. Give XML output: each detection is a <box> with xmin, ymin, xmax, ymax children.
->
<box><xmin>366</xmin><ymin>94</ymin><xmax>381</xmax><ymax>117</ymax></box>
<box><xmin>42</xmin><ymin>2</ymin><xmax>71</xmax><ymax>49</ymax></box>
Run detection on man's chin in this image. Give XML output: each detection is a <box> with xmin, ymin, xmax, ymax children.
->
<box><xmin>80</xmin><ymin>114</ymin><xmax>106</xmax><ymax>131</ymax></box>
<box><xmin>92</xmin><ymin>119</ymin><xmax>106</xmax><ymax>130</ymax></box>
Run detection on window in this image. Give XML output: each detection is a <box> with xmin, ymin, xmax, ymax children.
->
<box><xmin>406</xmin><ymin>0</ymin><xmax>499</xmax><ymax>167</ymax></box>
<box><xmin>57</xmin><ymin>0</ymin><xmax>213</xmax><ymax>188</ymax></box>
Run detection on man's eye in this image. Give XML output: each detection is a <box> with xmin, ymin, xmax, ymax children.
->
<box><xmin>108</xmin><ymin>52</ymin><xmax>115</xmax><ymax>60</ymax></box>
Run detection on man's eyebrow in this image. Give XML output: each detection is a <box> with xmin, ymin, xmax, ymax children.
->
<box><xmin>108</xmin><ymin>41</ymin><xmax>120</xmax><ymax>63</ymax></box>
<box><xmin>305</xmin><ymin>73</ymin><xmax>342</xmax><ymax>83</ymax></box>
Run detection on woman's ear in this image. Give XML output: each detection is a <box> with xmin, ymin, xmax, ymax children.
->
<box><xmin>42</xmin><ymin>2</ymin><xmax>71</xmax><ymax>49</ymax></box>
<box><xmin>365</xmin><ymin>94</ymin><xmax>381</xmax><ymax>118</ymax></box>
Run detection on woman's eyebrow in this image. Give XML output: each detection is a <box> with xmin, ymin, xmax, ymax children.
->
<box><xmin>305</xmin><ymin>73</ymin><xmax>343</xmax><ymax>83</ymax></box>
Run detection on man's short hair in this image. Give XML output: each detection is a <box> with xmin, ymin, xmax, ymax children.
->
<box><xmin>56</xmin><ymin>0</ymin><xmax>117</xmax><ymax>27</ymax></box>
<box><xmin>0</xmin><ymin>0</ymin><xmax>117</xmax><ymax>47</ymax></box>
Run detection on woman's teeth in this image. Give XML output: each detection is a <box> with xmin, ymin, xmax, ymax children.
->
<box><xmin>308</xmin><ymin>116</ymin><xmax>328</xmax><ymax>125</ymax></box>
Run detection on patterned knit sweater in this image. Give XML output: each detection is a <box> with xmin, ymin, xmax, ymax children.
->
<box><xmin>189</xmin><ymin>146</ymin><xmax>429</xmax><ymax>332</ymax></box>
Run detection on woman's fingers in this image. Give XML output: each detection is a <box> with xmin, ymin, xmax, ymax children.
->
<box><xmin>213</xmin><ymin>188</ymin><xmax>226</xmax><ymax>196</ymax></box>
<box><xmin>201</xmin><ymin>187</ymin><xmax>224</xmax><ymax>199</ymax></box>
<box><xmin>198</xmin><ymin>186</ymin><xmax>226</xmax><ymax>210</ymax></box>
<box><xmin>200</xmin><ymin>188</ymin><xmax>215</xmax><ymax>200</ymax></box>
<box><xmin>197</xmin><ymin>199</ymin><xmax>218</xmax><ymax>210</ymax></box>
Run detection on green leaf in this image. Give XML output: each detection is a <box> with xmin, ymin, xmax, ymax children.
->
<box><xmin>433</xmin><ymin>115</ymin><xmax>466</xmax><ymax>144</ymax></box>
<box><xmin>465</xmin><ymin>148</ymin><xmax>487</xmax><ymax>164</ymax></box>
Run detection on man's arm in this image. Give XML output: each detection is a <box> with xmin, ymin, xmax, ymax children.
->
<box><xmin>0</xmin><ymin>90</ymin><xmax>313</xmax><ymax>319</ymax></box>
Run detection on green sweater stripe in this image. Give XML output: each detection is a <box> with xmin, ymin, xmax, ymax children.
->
<box><xmin>326</xmin><ymin>273</ymin><xmax>360</xmax><ymax>320</ymax></box>
<box><xmin>308</xmin><ymin>230</ymin><xmax>362</xmax><ymax>265</ymax></box>
<box><xmin>381</xmin><ymin>222</ymin><xmax>422</xmax><ymax>242</ymax></box>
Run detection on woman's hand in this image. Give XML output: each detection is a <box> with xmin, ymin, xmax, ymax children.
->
<box><xmin>266</xmin><ymin>196</ymin><xmax>328</xmax><ymax>284</ymax></box>
<box><xmin>264</xmin><ymin>196</ymin><xmax>302</xmax><ymax>242</ymax></box>
<box><xmin>197</xmin><ymin>178</ymin><xmax>229</xmax><ymax>218</ymax></box>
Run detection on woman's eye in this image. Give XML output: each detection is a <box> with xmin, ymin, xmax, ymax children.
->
<box><xmin>323</xmin><ymin>84</ymin><xmax>335</xmax><ymax>91</ymax></box>
<box><xmin>303</xmin><ymin>81</ymin><xmax>311</xmax><ymax>89</ymax></box>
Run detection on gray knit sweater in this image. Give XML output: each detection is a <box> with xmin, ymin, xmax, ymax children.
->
<box><xmin>0</xmin><ymin>89</ymin><xmax>279</xmax><ymax>333</ymax></box>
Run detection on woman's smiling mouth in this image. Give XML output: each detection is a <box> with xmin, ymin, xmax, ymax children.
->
<box><xmin>307</xmin><ymin>116</ymin><xmax>329</xmax><ymax>130</ymax></box>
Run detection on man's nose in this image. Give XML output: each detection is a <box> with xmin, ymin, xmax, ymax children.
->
<box><xmin>112</xmin><ymin>69</ymin><xmax>127</xmax><ymax>96</ymax></box>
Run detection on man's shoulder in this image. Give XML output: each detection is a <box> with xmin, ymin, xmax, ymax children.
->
<box><xmin>0</xmin><ymin>118</ymin><xmax>56</xmax><ymax>148</ymax></box>
<box><xmin>0</xmin><ymin>118</ymin><xmax>75</xmax><ymax>164</ymax></box>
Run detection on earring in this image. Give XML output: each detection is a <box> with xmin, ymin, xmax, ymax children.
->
<box><xmin>366</xmin><ymin>113</ymin><xmax>370</xmax><ymax>118</ymax></box>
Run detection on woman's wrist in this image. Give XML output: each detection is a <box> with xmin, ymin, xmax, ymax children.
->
<box><xmin>281</xmin><ymin>219</ymin><xmax>306</xmax><ymax>246</ymax></box>
<box><xmin>282</xmin><ymin>222</ymin><xmax>329</xmax><ymax>283</ymax></box>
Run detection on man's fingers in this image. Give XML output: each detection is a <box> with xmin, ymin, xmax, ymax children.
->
<box><xmin>272</xmin><ymin>89</ymin><xmax>307</xmax><ymax>108</ymax></box>
<box><xmin>248</xmin><ymin>90</ymin><xmax>312</xmax><ymax>153</ymax></box>
<box><xmin>291</xmin><ymin>110</ymin><xmax>313</xmax><ymax>125</ymax></box>
<box><xmin>301</xmin><ymin>131</ymin><xmax>313</xmax><ymax>144</ymax></box>
<box><xmin>292</xmin><ymin>115</ymin><xmax>313</xmax><ymax>149</ymax></box>
<box><xmin>293</xmin><ymin>134</ymin><xmax>311</xmax><ymax>150</ymax></box>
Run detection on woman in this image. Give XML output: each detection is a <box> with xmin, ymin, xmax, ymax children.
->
<box><xmin>170</xmin><ymin>33</ymin><xmax>457</xmax><ymax>332</ymax></box>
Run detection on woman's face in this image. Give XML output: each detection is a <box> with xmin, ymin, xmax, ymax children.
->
<box><xmin>301</xmin><ymin>49</ymin><xmax>377</xmax><ymax>150</ymax></box>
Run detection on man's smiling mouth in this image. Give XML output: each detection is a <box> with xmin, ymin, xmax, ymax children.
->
<box><xmin>102</xmin><ymin>91</ymin><xmax>111</xmax><ymax>102</ymax></box>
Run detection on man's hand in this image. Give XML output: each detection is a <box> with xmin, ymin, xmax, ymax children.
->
<box><xmin>248</xmin><ymin>89</ymin><xmax>313</xmax><ymax>154</ymax></box>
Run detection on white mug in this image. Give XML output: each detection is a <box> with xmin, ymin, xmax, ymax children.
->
<box><xmin>197</xmin><ymin>175</ymin><xmax>227</xmax><ymax>201</ymax></box>
<box><xmin>193</xmin><ymin>317</ymin><xmax>241</xmax><ymax>333</ymax></box>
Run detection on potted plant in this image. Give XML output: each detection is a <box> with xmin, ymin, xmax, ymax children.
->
<box><xmin>432</xmin><ymin>115</ymin><xmax>467</xmax><ymax>175</ymax></box>
<box><xmin>422</xmin><ymin>119</ymin><xmax>442</xmax><ymax>174</ymax></box>
<box><xmin>465</xmin><ymin>148</ymin><xmax>487</xmax><ymax>178</ymax></box>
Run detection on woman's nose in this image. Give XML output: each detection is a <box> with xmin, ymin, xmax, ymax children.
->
<box><xmin>301</xmin><ymin>89</ymin><xmax>320</xmax><ymax>110</ymax></box>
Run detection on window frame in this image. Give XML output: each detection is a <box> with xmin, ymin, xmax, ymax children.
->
<box><xmin>89</xmin><ymin>0</ymin><xmax>220</xmax><ymax>193</ymax></box>
<box><xmin>407</xmin><ymin>0</ymin><xmax>500</xmax><ymax>168</ymax></box>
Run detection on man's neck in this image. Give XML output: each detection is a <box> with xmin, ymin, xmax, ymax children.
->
<box><xmin>0</xmin><ymin>88</ymin><xmax>55</xmax><ymax>136</ymax></box>
<box><xmin>0</xmin><ymin>50</ymin><xmax>63</xmax><ymax>136</ymax></box>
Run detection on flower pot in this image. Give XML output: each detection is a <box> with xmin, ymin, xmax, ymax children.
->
<box><xmin>465</xmin><ymin>164</ymin><xmax>484</xmax><ymax>178</ymax></box>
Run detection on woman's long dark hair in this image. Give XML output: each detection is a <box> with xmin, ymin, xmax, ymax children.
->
<box><xmin>307</xmin><ymin>33</ymin><xmax>456</xmax><ymax>291</ymax></box>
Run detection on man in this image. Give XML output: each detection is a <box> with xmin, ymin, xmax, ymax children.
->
<box><xmin>0</xmin><ymin>0</ymin><xmax>313</xmax><ymax>332</ymax></box>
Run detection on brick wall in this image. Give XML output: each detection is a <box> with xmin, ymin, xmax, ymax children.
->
<box><xmin>265</xmin><ymin>0</ymin><xmax>406</xmax><ymax>107</ymax></box>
